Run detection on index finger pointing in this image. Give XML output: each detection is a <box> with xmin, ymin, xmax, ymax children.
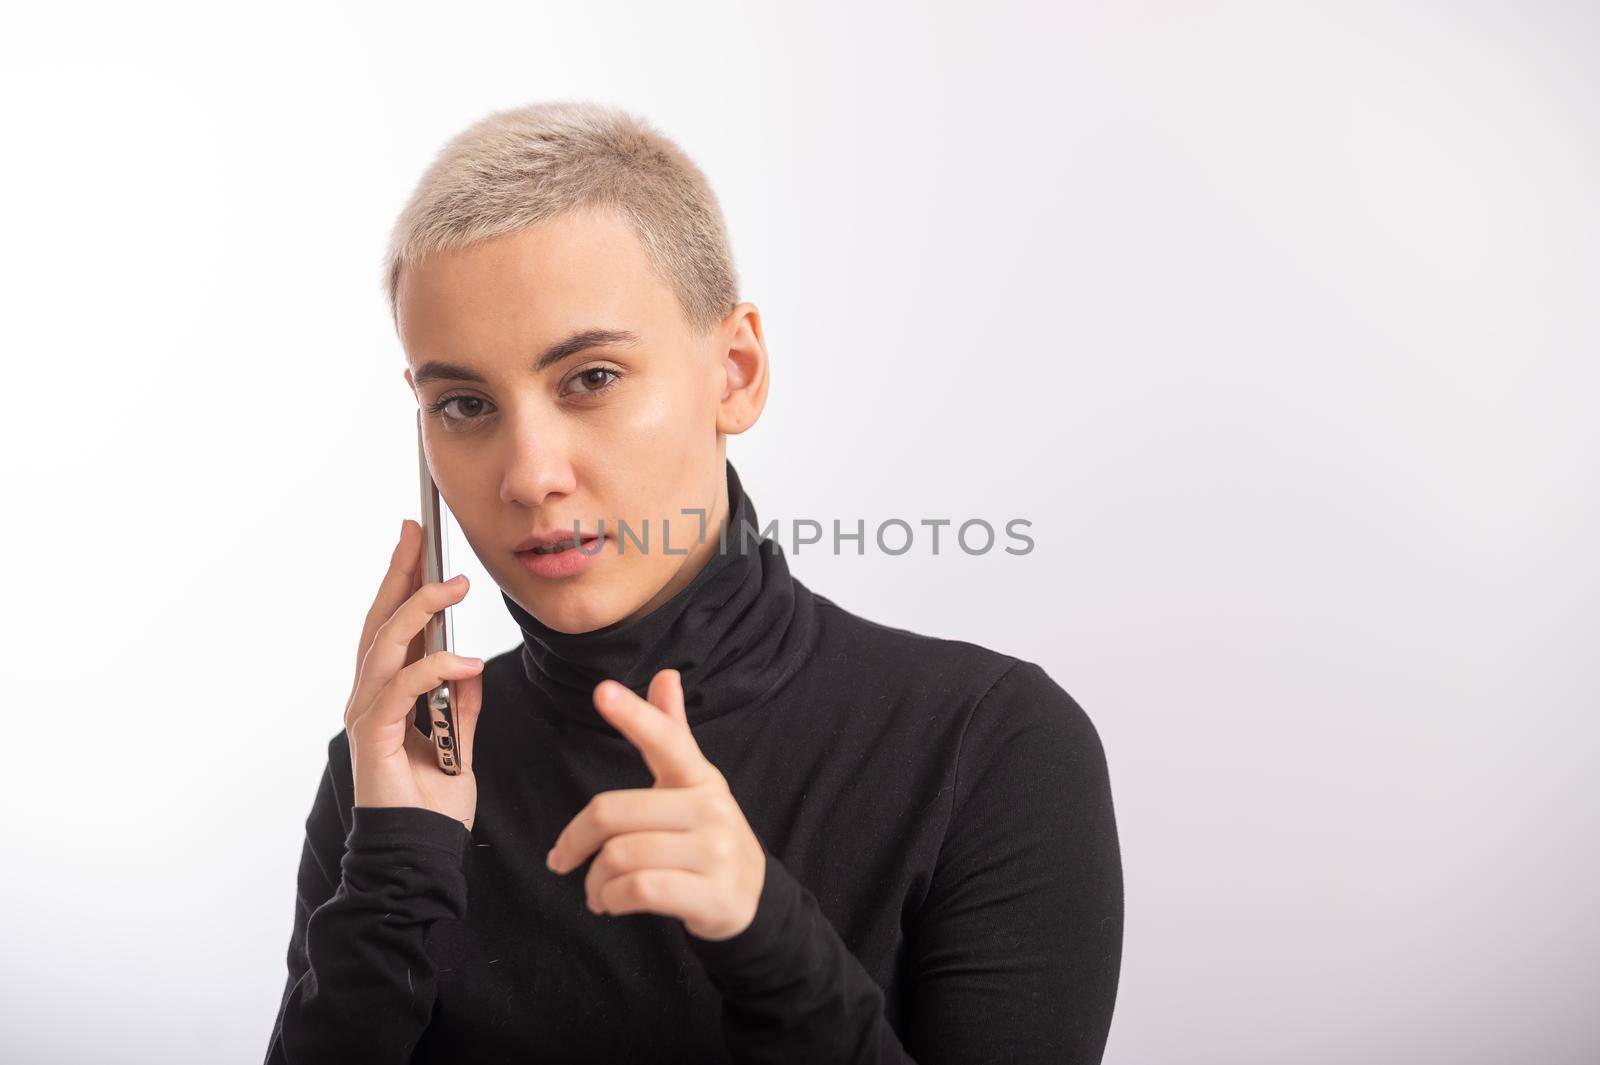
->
<box><xmin>592</xmin><ymin>675</ymin><xmax>711</xmax><ymax>788</ymax></box>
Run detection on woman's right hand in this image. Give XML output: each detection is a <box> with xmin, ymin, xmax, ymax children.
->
<box><xmin>343</xmin><ymin>519</ymin><xmax>486</xmax><ymax>830</ymax></box>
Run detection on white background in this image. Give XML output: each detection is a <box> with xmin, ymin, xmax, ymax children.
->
<box><xmin>3</xmin><ymin>2</ymin><xmax>1595</xmax><ymax>1062</ymax></box>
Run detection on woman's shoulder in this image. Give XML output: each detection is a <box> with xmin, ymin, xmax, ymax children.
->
<box><xmin>316</xmin><ymin>728</ymin><xmax>356</xmax><ymax>796</ymax></box>
<box><xmin>806</xmin><ymin>590</ymin><xmax>1099</xmax><ymax>745</ymax></box>
<box><xmin>800</xmin><ymin>592</ymin><xmax>1112</xmax><ymax>833</ymax></box>
<box><xmin>810</xmin><ymin>586</ymin><xmax>1009</xmax><ymax>664</ymax></box>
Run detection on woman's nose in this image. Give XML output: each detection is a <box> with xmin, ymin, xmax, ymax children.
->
<box><xmin>498</xmin><ymin>416</ymin><xmax>577</xmax><ymax>507</ymax></box>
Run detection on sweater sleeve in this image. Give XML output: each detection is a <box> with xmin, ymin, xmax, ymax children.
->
<box><xmin>683</xmin><ymin>659</ymin><xmax>1124</xmax><ymax>1065</ymax></box>
<box><xmin>685</xmin><ymin>845</ymin><xmax>904</xmax><ymax>1063</ymax></box>
<box><xmin>263</xmin><ymin>735</ymin><xmax>472</xmax><ymax>1064</ymax></box>
<box><xmin>904</xmin><ymin>660</ymin><xmax>1124</xmax><ymax>1063</ymax></box>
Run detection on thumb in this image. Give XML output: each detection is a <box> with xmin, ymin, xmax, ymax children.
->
<box><xmin>452</xmin><ymin>671</ymin><xmax>485</xmax><ymax>773</ymax></box>
<box><xmin>648</xmin><ymin>668</ymin><xmax>687</xmax><ymax>726</ymax></box>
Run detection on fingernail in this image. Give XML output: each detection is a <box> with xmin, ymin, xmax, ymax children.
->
<box><xmin>545</xmin><ymin>847</ymin><xmax>558</xmax><ymax>870</ymax></box>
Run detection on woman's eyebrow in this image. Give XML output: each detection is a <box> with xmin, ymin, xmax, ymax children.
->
<box><xmin>413</xmin><ymin>327</ymin><xmax>641</xmax><ymax>387</ymax></box>
<box><xmin>532</xmin><ymin>328</ymin><xmax>641</xmax><ymax>372</ymax></box>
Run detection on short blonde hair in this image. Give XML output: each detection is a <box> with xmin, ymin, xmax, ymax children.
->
<box><xmin>382</xmin><ymin>100</ymin><xmax>740</xmax><ymax>336</ymax></box>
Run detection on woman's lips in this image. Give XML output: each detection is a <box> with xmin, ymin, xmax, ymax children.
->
<box><xmin>515</xmin><ymin>535</ymin><xmax>606</xmax><ymax>579</ymax></box>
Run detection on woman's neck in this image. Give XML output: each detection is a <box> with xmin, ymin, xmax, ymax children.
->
<box><xmin>615</xmin><ymin>458</ymin><xmax>731</xmax><ymax>626</ymax></box>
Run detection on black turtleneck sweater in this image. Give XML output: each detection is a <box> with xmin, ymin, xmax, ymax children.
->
<box><xmin>264</xmin><ymin>460</ymin><xmax>1123</xmax><ymax>1064</ymax></box>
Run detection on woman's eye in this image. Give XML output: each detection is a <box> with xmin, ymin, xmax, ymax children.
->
<box><xmin>425</xmin><ymin>368</ymin><xmax>620</xmax><ymax>427</ymax></box>
<box><xmin>428</xmin><ymin>395</ymin><xmax>491</xmax><ymax>427</ymax></box>
<box><xmin>564</xmin><ymin>366</ymin><xmax>623</xmax><ymax>397</ymax></box>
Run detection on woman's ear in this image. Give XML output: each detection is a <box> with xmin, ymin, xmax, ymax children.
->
<box><xmin>715</xmin><ymin>302</ymin><xmax>770</xmax><ymax>435</ymax></box>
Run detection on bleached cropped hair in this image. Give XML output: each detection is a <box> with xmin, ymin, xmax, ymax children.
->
<box><xmin>381</xmin><ymin>100</ymin><xmax>740</xmax><ymax>336</ymax></box>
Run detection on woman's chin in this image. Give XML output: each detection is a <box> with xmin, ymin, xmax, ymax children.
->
<box><xmin>512</xmin><ymin>577</ymin><xmax>636</xmax><ymax>634</ymax></box>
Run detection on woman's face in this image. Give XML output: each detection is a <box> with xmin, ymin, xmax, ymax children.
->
<box><xmin>396</xmin><ymin>206</ymin><xmax>756</xmax><ymax>633</ymax></box>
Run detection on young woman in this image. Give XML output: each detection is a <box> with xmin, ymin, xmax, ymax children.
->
<box><xmin>265</xmin><ymin>100</ymin><xmax>1123</xmax><ymax>1064</ymax></box>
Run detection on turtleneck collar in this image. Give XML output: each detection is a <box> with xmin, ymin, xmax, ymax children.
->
<box><xmin>500</xmin><ymin>459</ymin><xmax>818</xmax><ymax>735</ymax></box>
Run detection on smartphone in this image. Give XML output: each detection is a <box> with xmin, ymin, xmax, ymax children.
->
<box><xmin>413</xmin><ymin>411</ymin><xmax>462</xmax><ymax>775</ymax></box>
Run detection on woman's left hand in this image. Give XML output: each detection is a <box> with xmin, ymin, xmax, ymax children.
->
<box><xmin>545</xmin><ymin>669</ymin><xmax>766</xmax><ymax>942</ymax></box>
